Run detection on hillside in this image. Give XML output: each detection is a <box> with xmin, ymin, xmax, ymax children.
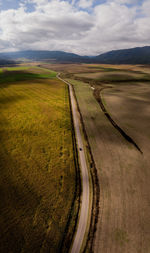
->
<box><xmin>94</xmin><ymin>46</ymin><xmax>150</xmax><ymax>64</ymax></box>
<box><xmin>0</xmin><ymin>46</ymin><xmax>150</xmax><ymax>64</ymax></box>
<box><xmin>0</xmin><ymin>50</ymin><xmax>86</xmax><ymax>63</ymax></box>
<box><xmin>0</xmin><ymin>58</ymin><xmax>16</xmax><ymax>66</ymax></box>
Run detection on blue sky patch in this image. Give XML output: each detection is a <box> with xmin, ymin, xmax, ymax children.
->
<box><xmin>0</xmin><ymin>0</ymin><xmax>35</xmax><ymax>12</ymax></box>
<box><xmin>0</xmin><ymin>0</ymin><xmax>20</xmax><ymax>10</ymax></box>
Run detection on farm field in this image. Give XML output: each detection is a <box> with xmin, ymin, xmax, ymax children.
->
<box><xmin>40</xmin><ymin>62</ymin><xmax>150</xmax><ymax>76</ymax></box>
<box><xmin>0</xmin><ymin>66</ymin><xmax>77</xmax><ymax>253</ymax></box>
<box><xmin>61</xmin><ymin>64</ymin><xmax>150</xmax><ymax>253</ymax></box>
<box><xmin>102</xmin><ymin>81</ymin><xmax>150</xmax><ymax>153</ymax></box>
<box><xmin>74</xmin><ymin>71</ymin><xmax>150</xmax><ymax>82</ymax></box>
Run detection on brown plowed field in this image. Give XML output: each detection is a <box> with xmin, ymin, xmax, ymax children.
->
<box><xmin>67</xmin><ymin>78</ymin><xmax>150</xmax><ymax>253</ymax></box>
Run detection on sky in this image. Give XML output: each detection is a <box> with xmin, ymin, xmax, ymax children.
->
<box><xmin>0</xmin><ymin>0</ymin><xmax>150</xmax><ymax>55</ymax></box>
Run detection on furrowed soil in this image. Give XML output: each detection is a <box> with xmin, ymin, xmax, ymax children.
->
<box><xmin>0</xmin><ymin>67</ymin><xmax>78</xmax><ymax>253</ymax></box>
<box><xmin>66</xmin><ymin>76</ymin><xmax>150</xmax><ymax>253</ymax></box>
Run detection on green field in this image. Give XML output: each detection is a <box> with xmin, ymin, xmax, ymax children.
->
<box><xmin>0</xmin><ymin>67</ymin><xmax>77</xmax><ymax>253</ymax></box>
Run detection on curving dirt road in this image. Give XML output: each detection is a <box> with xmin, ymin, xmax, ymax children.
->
<box><xmin>57</xmin><ymin>74</ymin><xmax>90</xmax><ymax>253</ymax></box>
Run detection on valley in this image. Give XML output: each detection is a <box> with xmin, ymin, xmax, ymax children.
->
<box><xmin>0</xmin><ymin>63</ymin><xmax>150</xmax><ymax>253</ymax></box>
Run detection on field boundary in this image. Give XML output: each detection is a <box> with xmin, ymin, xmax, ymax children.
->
<box><xmin>58</xmin><ymin>82</ymin><xmax>81</xmax><ymax>253</ymax></box>
<box><xmin>93</xmin><ymin>87</ymin><xmax>143</xmax><ymax>154</ymax></box>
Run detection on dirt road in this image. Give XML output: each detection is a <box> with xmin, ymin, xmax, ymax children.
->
<box><xmin>57</xmin><ymin>74</ymin><xmax>90</xmax><ymax>253</ymax></box>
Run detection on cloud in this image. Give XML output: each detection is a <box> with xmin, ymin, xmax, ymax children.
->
<box><xmin>78</xmin><ymin>0</ymin><xmax>94</xmax><ymax>8</ymax></box>
<box><xmin>0</xmin><ymin>0</ymin><xmax>150</xmax><ymax>55</ymax></box>
<box><xmin>140</xmin><ymin>0</ymin><xmax>150</xmax><ymax>16</ymax></box>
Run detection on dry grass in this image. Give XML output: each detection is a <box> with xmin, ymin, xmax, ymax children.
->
<box><xmin>0</xmin><ymin>67</ymin><xmax>77</xmax><ymax>253</ymax></box>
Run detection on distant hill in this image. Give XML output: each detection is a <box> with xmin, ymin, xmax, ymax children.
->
<box><xmin>94</xmin><ymin>46</ymin><xmax>150</xmax><ymax>64</ymax></box>
<box><xmin>0</xmin><ymin>50</ymin><xmax>87</xmax><ymax>63</ymax></box>
<box><xmin>0</xmin><ymin>46</ymin><xmax>150</xmax><ymax>64</ymax></box>
<box><xmin>0</xmin><ymin>58</ymin><xmax>16</xmax><ymax>66</ymax></box>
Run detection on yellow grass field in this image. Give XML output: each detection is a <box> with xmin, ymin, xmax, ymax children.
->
<box><xmin>0</xmin><ymin>67</ymin><xmax>77</xmax><ymax>253</ymax></box>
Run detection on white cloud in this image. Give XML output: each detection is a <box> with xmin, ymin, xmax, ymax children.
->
<box><xmin>0</xmin><ymin>0</ymin><xmax>149</xmax><ymax>55</ymax></box>
<box><xmin>78</xmin><ymin>0</ymin><xmax>94</xmax><ymax>8</ymax></box>
<box><xmin>110</xmin><ymin>0</ymin><xmax>138</xmax><ymax>3</ymax></box>
<box><xmin>140</xmin><ymin>0</ymin><xmax>150</xmax><ymax>16</ymax></box>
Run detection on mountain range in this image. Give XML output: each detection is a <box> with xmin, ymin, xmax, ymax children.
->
<box><xmin>0</xmin><ymin>46</ymin><xmax>150</xmax><ymax>65</ymax></box>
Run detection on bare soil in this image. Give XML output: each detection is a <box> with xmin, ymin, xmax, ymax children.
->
<box><xmin>67</xmin><ymin>78</ymin><xmax>150</xmax><ymax>253</ymax></box>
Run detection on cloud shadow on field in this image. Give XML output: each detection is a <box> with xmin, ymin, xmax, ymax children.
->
<box><xmin>0</xmin><ymin>70</ymin><xmax>55</xmax><ymax>86</ymax></box>
<box><xmin>0</xmin><ymin>104</ymin><xmax>64</xmax><ymax>253</ymax></box>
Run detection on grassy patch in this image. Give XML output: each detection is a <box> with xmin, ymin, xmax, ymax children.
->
<box><xmin>0</xmin><ymin>68</ymin><xmax>76</xmax><ymax>253</ymax></box>
<box><xmin>5</xmin><ymin>66</ymin><xmax>31</xmax><ymax>71</ymax></box>
<box><xmin>87</xmin><ymin>66</ymin><xmax>120</xmax><ymax>72</ymax></box>
<box><xmin>0</xmin><ymin>69</ymin><xmax>56</xmax><ymax>84</ymax></box>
